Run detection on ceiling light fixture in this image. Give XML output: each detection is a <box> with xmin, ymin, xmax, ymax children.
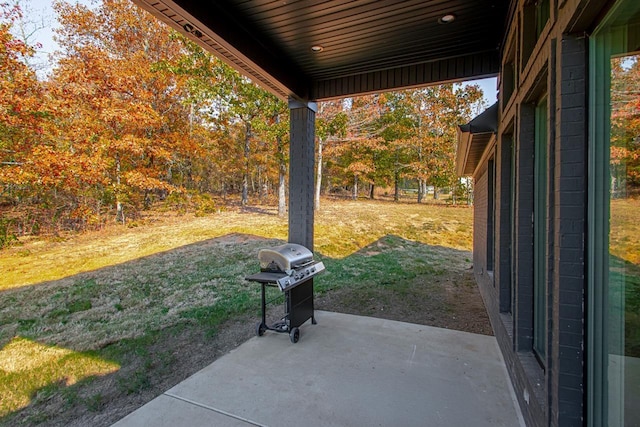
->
<box><xmin>311</xmin><ymin>45</ymin><xmax>324</xmax><ymax>52</ymax></box>
<box><xmin>438</xmin><ymin>14</ymin><xmax>456</xmax><ymax>24</ymax></box>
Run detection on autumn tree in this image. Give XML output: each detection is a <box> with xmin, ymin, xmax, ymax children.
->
<box><xmin>206</xmin><ymin>65</ymin><xmax>285</xmax><ymax>207</ymax></box>
<box><xmin>153</xmin><ymin>34</ymin><xmax>243</xmax><ymax>200</ymax></box>
<box><xmin>330</xmin><ymin>95</ymin><xmax>386</xmax><ymax>199</ymax></box>
<box><xmin>315</xmin><ymin>100</ymin><xmax>347</xmax><ymax>210</ymax></box>
<box><xmin>398</xmin><ymin>84</ymin><xmax>484</xmax><ymax>202</ymax></box>
<box><xmin>611</xmin><ymin>55</ymin><xmax>640</xmax><ymax>195</ymax></box>
<box><xmin>319</xmin><ymin>85</ymin><xmax>483</xmax><ymax>202</ymax></box>
<box><xmin>253</xmin><ymin>101</ymin><xmax>289</xmax><ymax>215</ymax></box>
<box><xmin>0</xmin><ymin>2</ymin><xmax>49</xmax><ymax>235</ymax></box>
<box><xmin>47</xmin><ymin>0</ymin><xmax>195</xmax><ymax>224</ymax></box>
<box><xmin>376</xmin><ymin>91</ymin><xmax>418</xmax><ymax>201</ymax></box>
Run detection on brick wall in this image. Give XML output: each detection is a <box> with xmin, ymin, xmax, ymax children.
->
<box><xmin>470</xmin><ymin>3</ymin><xmax>594</xmax><ymax>426</ymax></box>
<box><xmin>474</xmin><ymin>167</ymin><xmax>488</xmax><ymax>278</ymax></box>
<box><xmin>550</xmin><ymin>34</ymin><xmax>587</xmax><ymax>427</ymax></box>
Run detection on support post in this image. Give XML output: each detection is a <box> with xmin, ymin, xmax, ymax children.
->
<box><xmin>288</xmin><ymin>99</ymin><xmax>317</xmax><ymax>250</ymax></box>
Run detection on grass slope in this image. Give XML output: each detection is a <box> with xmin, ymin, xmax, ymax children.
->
<box><xmin>0</xmin><ymin>199</ymin><xmax>474</xmax><ymax>425</ymax></box>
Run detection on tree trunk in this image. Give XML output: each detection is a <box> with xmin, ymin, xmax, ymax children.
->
<box><xmin>433</xmin><ymin>186</ymin><xmax>439</xmax><ymax>200</ymax></box>
<box><xmin>417</xmin><ymin>143</ymin><xmax>424</xmax><ymax>203</ymax></box>
<box><xmin>242</xmin><ymin>122</ymin><xmax>251</xmax><ymax>206</ymax></box>
<box><xmin>315</xmin><ymin>137</ymin><xmax>324</xmax><ymax>211</ymax></box>
<box><xmin>144</xmin><ymin>190</ymin><xmax>152</xmax><ymax>209</ymax></box>
<box><xmin>116</xmin><ymin>202</ymin><xmax>124</xmax><ymax>225</ymax></box>
<box><xmin>393</xmin><ymin>170</ymin><xmax>399</xmax><ymax>202</ymax></box>
<box><xmin>115</xmin><ymin>154</ymin><xmax>125</xmax><ymax>225</ymax></box>
<box><xmin>278</xmin><ymin>170</ymin><xmax>286</xmax><ymax>216</ymax></box>
<box><xmin>260</xmin><ymin>167</ymin><xmax>268</xmax><ymax>201</ymax></box>
<box><xmin>353</xmin><ymin>175</ymin><xmax>358</xmax><ymax>200</ymax></box>
<box><xmin>276</xmin><ymin>116</ymin><xmax>287</xmax><ymax>217</ymax></box>
<box><xmin>369</xmin><ymin>184</ymin><xmax>375</xmax><ymax>199</ymax></box>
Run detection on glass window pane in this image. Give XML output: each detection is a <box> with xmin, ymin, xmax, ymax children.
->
<box><xmin>534</xmin><ymin>97</ymin><xmax>548</xmax><ymax>364</ymax></box>
<box><xmin>609</xmin><ymin>51</ymin><xmax>640</xmax><ymax>426</ymax></box>
<box><xmin>590</xmin><ymin>2</ymin><xmax>640</xmax><ymax>424</ymax></box>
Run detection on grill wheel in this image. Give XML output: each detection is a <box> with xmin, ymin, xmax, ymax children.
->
<box><xmin>289</xmin><ymin>327</ymin><xmax>300</xmax><ymax>343</ymax></box>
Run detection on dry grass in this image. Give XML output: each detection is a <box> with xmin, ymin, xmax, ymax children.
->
<box><xmin>0</xmin><ymin>211</ymin><xmax>288</xmax><ymax>291</ymax></box>
<box><xmin>315</xmin><ymin>199</ymin><xmax>473</xmax><ymax>257</ymax></box>
<box><xmin>0</xmin><ymin>199</ymin><xmax>472</xmax><ymax>291</ymax></box>
<box><xmin>610</xmin><ymin>198</ymin><xmax>640</xmax><ymax>265</ymax></box>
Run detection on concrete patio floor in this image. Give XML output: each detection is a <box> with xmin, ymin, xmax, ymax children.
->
<box><xmin>112</xmin><ymin>311</ymin><xmax>524</xmax><ymax>427</ymax></box>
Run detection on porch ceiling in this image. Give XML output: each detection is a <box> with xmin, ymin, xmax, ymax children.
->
<box><xmin>132</xmin><ymin>0</ymin><xmax>509</xmax><ymax>101</ymax></box>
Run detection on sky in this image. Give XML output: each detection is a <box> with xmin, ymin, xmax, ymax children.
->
<box><xmin>15</xmin><ymin>0</ymin><xmax>94</xmax><ymax>75</ymax></box>
<box><xmin>19</xmin><ymin>0</ymin><xmax>498</xmax><ymax>106</ymax></box>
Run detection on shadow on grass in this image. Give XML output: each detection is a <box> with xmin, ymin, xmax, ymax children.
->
<box><xmin>0</xmin><ymin>233</ymin><xmax>481</xmax><ymax>426</ymax></box>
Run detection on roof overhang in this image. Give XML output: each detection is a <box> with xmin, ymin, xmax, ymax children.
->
<box><xmin>456</xmin><ymin>102</ymin><xmax>498</xmax><ymax>176</ymax></box>
<box><xmin>132</xmin><ymin>1</ymin><xmax>509</xmax><ymax>101</ymax></box>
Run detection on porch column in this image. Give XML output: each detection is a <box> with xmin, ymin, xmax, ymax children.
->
<box><xmin>288</xmin><ymin>99</ymin><xmax>317</xmax><ymax>250</ymax></box>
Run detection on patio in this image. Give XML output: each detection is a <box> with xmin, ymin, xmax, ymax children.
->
<box><xmin>112</xmin><ymin>311</ymin><xmax>523</xmax><ymax>427</ymax></box>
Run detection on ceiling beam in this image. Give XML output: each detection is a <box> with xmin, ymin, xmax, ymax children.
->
<box><xmin>312</xmin><ymin>51</ymin><xmax>500</xmax><ymax>100</ymax></box>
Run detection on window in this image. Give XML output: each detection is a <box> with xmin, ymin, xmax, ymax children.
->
<box><xmin>522</xmin><ymin>0</ymin><xmax>550</xmax><ymax>68</ymax></box>
<box><xmin>508</xmin><ymin>136</ymin><xmax>516</xmax><ymax>315</ymax></box>
<box><xmin>535</xmin><ymin>0</ymin><xmax>550</xmax><ymax>38</ymax></box>
<box><xmin>533</xmin><ymin>96</ymin><xmax>548</xmax><ymax>365</ymax></box>
<box><xmin>487</xmin><ymin>157</ymin><xmax>496</xmax><ymax>275</ymax></box>
<box><xmin>502</xmin><ymin>39</ymin><xmax>517</xmax><ymax>109</ymax></box>
<box><xmin>500</xmin><ymin>134</ymin><xmax>514</xmax><ymax>314</ymax></box>
<box><xmin>503</xmin><ymin>61</ymin><xmax>516</xmax><ymax>108</ymax></box>
<box><xmin>589</xmin><ymin>1</ymin><xmax>640</xmax><ymax>425</ymax></box>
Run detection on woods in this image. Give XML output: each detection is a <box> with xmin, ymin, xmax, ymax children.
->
<box><xmin>0</xmin><ymin>0</ymin><xmax>485</xmax><ymax>243</ymax></box>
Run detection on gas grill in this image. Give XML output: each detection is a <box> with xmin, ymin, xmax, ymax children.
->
<box><xmin>245</xmin><ymin>243</ymin><xmax>325</xmax><ymax>343</ymax></box>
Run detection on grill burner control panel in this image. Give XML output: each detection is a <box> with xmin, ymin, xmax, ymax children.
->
<box><xmin>276</xmin><ymin>261</ymin><xmax>325</xmax><ymax>291</ymax></box>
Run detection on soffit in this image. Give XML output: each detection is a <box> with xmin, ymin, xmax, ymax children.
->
<box><xmin>133</xmin><ymin>0</ymin><xmax>509</xmax><ymax>100</ymax></box>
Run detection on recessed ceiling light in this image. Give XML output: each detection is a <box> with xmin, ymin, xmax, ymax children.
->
<box><xmin>311</xmin><ymin>45</ymin><xmax>324</xmax><ymax>52</ymax></box>
<box><xmin>438</xmin><ymin>14</ymin><xmax>456</xmax><ymax>24</ymax></box>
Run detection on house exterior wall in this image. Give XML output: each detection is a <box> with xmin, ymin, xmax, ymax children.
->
<box><xmin>473</xmin><ymin>165</ymin><xmax>489</xmax><ymax>279</ymax></box>
<box><xmin>469</xmin><ymin>0</ymin><xmax>614</xmax><ymax>425</ymax></box>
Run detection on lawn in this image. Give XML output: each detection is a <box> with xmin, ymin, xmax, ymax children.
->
<box><xmin>610</xmin><ymin>198</ymin><xmax>640</xmax><ymax>357</ymax></box>
<box><xmin>0</xmin><ymin>199</ymin><xmax>475</xmax><ymax>426</ymax></box>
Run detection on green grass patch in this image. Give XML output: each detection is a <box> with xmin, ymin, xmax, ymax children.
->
<box><xmin>0</xmin><ymin>337</ymin><xmax>119</xmax><ymax>419</ymax></box>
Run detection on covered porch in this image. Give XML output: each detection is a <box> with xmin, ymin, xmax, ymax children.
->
<box><xmin>118</xmin><ymin>2</ymin><xmax>515</xmax><ymax>426</ymax></box>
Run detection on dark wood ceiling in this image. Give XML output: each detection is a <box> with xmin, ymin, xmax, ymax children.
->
<box><xmin>133</xmin><ymin>0</ymin><xmax>509</xmax><ymax>100</ymax></box>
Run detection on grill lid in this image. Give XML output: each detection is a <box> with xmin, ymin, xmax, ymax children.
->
<box><xmin>259</xmin><ymin>243</ymin><xmax>313</xmax><ymax>272</ymax></box>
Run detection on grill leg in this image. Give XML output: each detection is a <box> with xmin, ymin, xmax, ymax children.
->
<box><xmin>261</xmin><ymin>283</ymin><xmax>267</xmax><ymax>326</ymax></box>
<box><xmin>311</xmin><ymin>284</ymin><xmax>317</xmax><ymax>324</ymax></box>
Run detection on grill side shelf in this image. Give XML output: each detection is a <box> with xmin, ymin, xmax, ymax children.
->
<box><xmin>245</xmin><ymin>271</ymin><xmax>287</xmax><ymax>285</ymax></box>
